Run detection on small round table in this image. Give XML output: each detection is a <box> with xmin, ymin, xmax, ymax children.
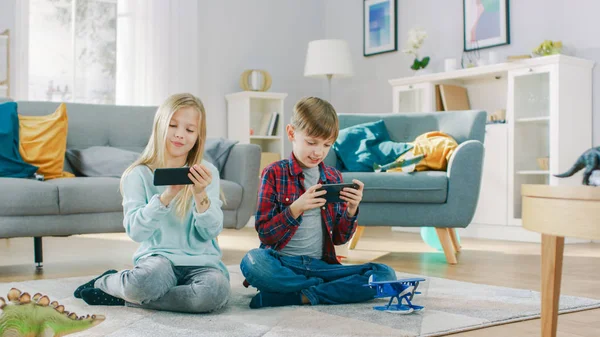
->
<box><xmin>521</xmin><ymin>184</ymin><xmax>600</xmax><ymax>337</ymax></box>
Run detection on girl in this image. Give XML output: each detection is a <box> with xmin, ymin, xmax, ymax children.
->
<box><xmin>74</xmin><ymin>93</ymin><xmax>230</xmax><ymax>313</ymax></box>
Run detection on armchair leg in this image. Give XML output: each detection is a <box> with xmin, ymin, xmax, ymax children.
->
<box><xmin>448</xmin><ymin>228</ymin><xmax>461</xmax><ymax>252</ymax></box>
<box><xmin>435</xmin><ymin>228</ymin><xmax>458</xmax><ymax>265</ymax></box>
<box><xmin>349</xmin><ymin>226</ymin><xmax>365</xmax><ymax>250</ymax></box>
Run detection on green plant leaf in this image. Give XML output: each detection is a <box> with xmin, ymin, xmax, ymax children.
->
<box><xmin>410</xmin><ymin>59</ymin><xmax>421</xmax><ymax>70</ymax></box>
<box><xmin>420</xmin><ymin>56</ymin><xmax>430</xmax><ymax>68</ymax></box>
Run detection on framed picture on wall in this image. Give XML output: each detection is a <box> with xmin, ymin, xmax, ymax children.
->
<box><xmin>363</xmin><ymin>0</ymin><xmax>397</xmax><ymax>57</ymax></box>
<box><xmin>463</xmin><ymin>0</ymin><xmax>510</xmax><ymax>51</ymax></box>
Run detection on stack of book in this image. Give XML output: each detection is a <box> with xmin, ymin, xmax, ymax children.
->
<box><xmin>257</xmin><ymin>111</ymin><xmax>279</xmax><ymax>136</ymax></box>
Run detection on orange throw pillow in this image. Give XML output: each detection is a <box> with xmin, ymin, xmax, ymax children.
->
<box><xmin>19</xmin><ymin>103</ymin><xmax>75</xmax><ymax>180</ymax></box>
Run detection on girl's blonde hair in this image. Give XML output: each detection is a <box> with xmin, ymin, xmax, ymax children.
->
<box><xmin>121</xmin><ymin>93</ymin><xmax>207</xmax><ymax>218</ymax></box>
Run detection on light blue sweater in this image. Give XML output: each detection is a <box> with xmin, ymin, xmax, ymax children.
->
<box><xmin>121</xmin><ymin>161</ymin><xmax>228</xmax><ymax>279</ymax></box>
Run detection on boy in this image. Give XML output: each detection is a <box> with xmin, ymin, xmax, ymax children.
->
<box><xmin>240</xmin><ymin>97</ymin><xmax>396</xmax><ymax>309</ymax></box>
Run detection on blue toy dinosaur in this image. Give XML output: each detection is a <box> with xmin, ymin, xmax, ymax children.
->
<box><xmin>554</xmin><ymin>146</ymin><xmax>600</xmax><ymax>185</ymax></box>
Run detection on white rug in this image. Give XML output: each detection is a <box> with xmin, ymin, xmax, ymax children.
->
<box><xmin>1</xmin><ymin>266</ymin><xmax>599</xmax><ymax>337</ymax></box>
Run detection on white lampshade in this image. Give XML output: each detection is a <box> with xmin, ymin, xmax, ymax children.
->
<box><xmin>304</xmin><ymin>39</ymin><xmax>353</xmax><ymax>79</ymax></box>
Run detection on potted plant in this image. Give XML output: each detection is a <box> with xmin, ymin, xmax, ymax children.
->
<box><xmin>532</xmin><ymin>40</ymin><xmax>563</xmax><ymax>56</ymax></box>
<box><xmin>403</xmin><ymin>28</ymin><xmax>430</xmax><ymax>74</ymax></box>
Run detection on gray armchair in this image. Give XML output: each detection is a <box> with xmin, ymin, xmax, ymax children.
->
<box><xmin>324</xmin><ymin>110</ymin><xmax>486</xmax><ymax>264</ymax></box>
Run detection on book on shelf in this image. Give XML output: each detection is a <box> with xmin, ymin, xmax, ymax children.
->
<box><xmin>438</xmin><ymin>84</ymin><xmax>471</xmax><ymax>111</ymax></box>
<box><xmin>266</xmin><ymin>112</ymin><xmax>279</xmax><ymax>136</ymax></box>
<box><xmin>257</xmin><ymin>112</ymin><xmax>271</xmax><ymax>136</ymax></box>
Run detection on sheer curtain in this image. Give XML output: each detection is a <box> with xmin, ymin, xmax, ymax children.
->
<box><xmin>116</xmin><ymin>0</ymin><xmax>200</xmax><ymax>106</ymax></box>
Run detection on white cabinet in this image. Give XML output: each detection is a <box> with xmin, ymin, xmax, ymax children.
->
<box><xmin>225</xmin><ymin>91</ymin><xmax>287</xmax><ymax>160</ymax></box>
<box><xmin>392</xmin><ymin>83</ymin><xmax>435</xmax><ymax>113</ymax></box>
<box><xmin>472</xmin><ymin>124</ymin><xmax>508</xmax><ymax>226</ymax></box>
<box><xmin>389</xmin><ymin>55</ymin><xmax>594</xmax><ymax>241</ymax></box>
<box><xmin>506</xmin><ymin>62</ymin><xmax>593</xmax><ymax>226</ymax></box>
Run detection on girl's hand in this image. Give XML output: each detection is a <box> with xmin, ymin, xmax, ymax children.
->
<box><xmin>165</xmin><ymin>184</ymin><xmax>185</xmax><ymax>196</ymax></box>
<box><xmin>160</xmin><ymin>184</ymin><xmax>184</xmax><ymax>207</ymax></box>
<box><xmin>189</xmin><ymin>164</ymin><xmax>212</xmax><ymax>195</ymax></box>
<box><xmin>340</xmin><ymin>179</ymin><xmax>364</xmax><ymax>216</ymax></box>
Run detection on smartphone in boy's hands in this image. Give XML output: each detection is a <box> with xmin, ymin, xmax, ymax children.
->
<box><xmin>153</xmin><ymin>167</ymin><xmax>194</xmax><ymax>186</ymax></box>
<box><xmin>318</xmin><ymin>183</ymin><xmax>360</xmax><ymax>203</ymax></box>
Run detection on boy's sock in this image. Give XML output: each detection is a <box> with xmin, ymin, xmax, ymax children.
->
<box><xmin>74</xmin><ymin>269</ymin><xmax>118</xmax><ymax>298</ymax></box>
<box><xmin>80</xmin><ymin>288</ymin><xmax>125</xmax><ymax>306</ymax></box>
<box><xmin>249</xmin><ymin>291</ymin><xmax>302</xmax><ymax>309</ymax></box>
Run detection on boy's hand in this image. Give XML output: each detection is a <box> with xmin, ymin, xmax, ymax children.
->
<box><xmin>340</xmin><ymin>179</ymin><xmax>364</xmax><ymax>216</ymax></box>
<box><xmin>189</xmin><ymin>164</ymin><xmax>212</xmax><ymax>195</ymax></box>
<box><xmin>289</xmin><ymin>184</ymin><xmax>327</xmax><ymax>218</ymax></box>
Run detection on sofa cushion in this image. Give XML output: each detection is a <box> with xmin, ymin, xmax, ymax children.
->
<box><xmin>66</xmin><ymin>146</ymin><xmax>140</xmax><ymax>177</ymax></box>
<box><xmin>0</xmin><ymin>178</ymin><xmax>60</xmax><ymax>215</ymax></box>
<box><xmin>341</xmin><ymin>171</ymin><xmax>448</xmax><ymax>203</ymax></box>
<box><xmin>220</xmin><ymin>179</ymin><xmax>243</xmax><ymax>210</ymax></box>
<box><xmin>333</xmin><ymin>120</ymin><xmax>412</xmax><ymax>172</ymax></box>
<box><xmin>0</xmin><ymin>102</ymin><xmax>39</xmax><ymax>178</ymax></box>
<box><xmin>15</xmin><ymin>101</ymin><xmax>157</xmax><ymax>151</ymax></box>
<box><xmin>43</xmin><ymin>177</ymin><xmax>243</xmax><ymax>214</ymax></box>
<box><xmin>18</xmin><ymin>103</ymin><xmax>74</xmax><ymax>179</ymax></box>
<box><xmin>46</xmin><ymin>177</ymin><xmax>123</xmax><ymax>214</ymax></box>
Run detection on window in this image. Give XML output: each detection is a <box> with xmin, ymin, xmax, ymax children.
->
<box><xmin>28</xmin><ymin>0</ymin><xmax>117</xmax><ymax>104</ymax></box>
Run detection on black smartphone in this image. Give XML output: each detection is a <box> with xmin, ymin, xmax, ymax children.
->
<box><xmin>318</xmin><ymin>183</ymin><xmax>359</xmax><ymax>203</ymax></box>
<box><xmin>153</xmin><ymin>167</ymin><xmax>193</xmax><ymax>186</ymax></box>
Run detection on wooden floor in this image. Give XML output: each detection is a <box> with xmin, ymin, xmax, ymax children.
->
<box><xmin>1</xmin><ymin>227</ymin><xmax>599</xmax><ymax>336</ymax></box>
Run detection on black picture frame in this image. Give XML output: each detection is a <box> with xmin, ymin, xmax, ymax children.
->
<box><xmin>463</xmin><ymin>0</ymin><xmax>510</xmax><ymax>51</ymax></box>
<box><xmin>363</xmin><ymin>0</ymin><xmax>397</xmax><ymax>57</ymax></box>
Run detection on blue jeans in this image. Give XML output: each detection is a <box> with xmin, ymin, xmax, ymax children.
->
<box><xmin>240</xmin><ymin>248</ymin><xmax>397</xmax><ymax>305</ymax></box>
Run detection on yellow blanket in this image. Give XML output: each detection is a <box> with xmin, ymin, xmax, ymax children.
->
<box><xmin>387</xmin><ymin>131</ymin><xmax>458</xmax><ymax>172</ymax></box>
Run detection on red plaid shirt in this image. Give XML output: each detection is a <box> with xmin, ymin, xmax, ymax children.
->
<box><xmin>255</xmin><ymin>153</ymin><xmax>359</xmax><ymax>264</ymax></box>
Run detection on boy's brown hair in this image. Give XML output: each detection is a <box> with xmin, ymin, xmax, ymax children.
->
<box><xmin>290</xmin><ymin>97</ymin><xmax>339</xmax><ymax>141</ymax></box>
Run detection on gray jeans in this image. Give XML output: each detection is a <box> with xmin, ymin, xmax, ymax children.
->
<box><xmin>95</xmin><ymin>255</ymin><xmax>230</xmax><ymax>313</ymax></box>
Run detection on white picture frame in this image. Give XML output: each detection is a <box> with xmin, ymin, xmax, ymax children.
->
<box><xmin>363</xmin><ymin>0</ymin><xmax>397</xmax><ymax>57</ymax></box>
<box><xmin>463</xmin><ymin>0</ymin><xmax>510</xmax><ymax>51</ymax></box>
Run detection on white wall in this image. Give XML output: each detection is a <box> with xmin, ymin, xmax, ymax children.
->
<box><xmin>194</xmin><ymin>1</ymin><xmax>325</xmax><ymax>154</ymax></box>
<box><xmin>325</xmin><ymin>0</ymin><xmax>600</xmax><ymax>146</ymax></box>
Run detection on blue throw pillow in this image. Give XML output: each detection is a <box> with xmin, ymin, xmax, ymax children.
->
<box><xmin>333</xmin><ymin>120</ymin><xmax>412</xmax><ymax>172</ymax></box>
<box><xmin>0</xmin><ymin>102</ymin><xmax>39</xmax><ymax>178</ymax></box>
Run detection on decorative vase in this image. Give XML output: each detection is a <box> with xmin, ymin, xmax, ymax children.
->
<box><xmin>240</xmin><ymin>69</ymin><xmax>272</xmax><ymax>91</ymax></box>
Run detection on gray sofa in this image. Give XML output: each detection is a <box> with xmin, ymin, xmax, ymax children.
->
<box><xmin>0</xmin><ymin>101</ymin><xmax>261</xmax><ymax>266</ymax></box>
<box><xmin>325</xmin><ymin>110</ymin><xmax>486</xmax><ymax>264</ymax></box>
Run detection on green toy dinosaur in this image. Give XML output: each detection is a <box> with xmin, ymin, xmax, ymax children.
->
<box><xmin>0</xmin><ymin>288</ymin><xmax>104</xmax><ymax>337</ymax></box>
<box><xmin>554</xmin><ymin>146</ymin><xmax>600</xmax><ymax>185</ymax></box>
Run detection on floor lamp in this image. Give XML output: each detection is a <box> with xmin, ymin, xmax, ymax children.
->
<box><xmin>304</xmin><ymin>39</ymin><xmax>353</xmax><ymax>103</ymax></box>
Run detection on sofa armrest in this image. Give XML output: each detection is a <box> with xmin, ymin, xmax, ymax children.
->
<box><xmin>445</xmin><ymin>140</ymin><xmax>485</xmax><ymax>224</ymax></box>
<box><xmin>222</xmin><ymin>144</ymin><xmax>261</xmax><ymax>229</ymax></box>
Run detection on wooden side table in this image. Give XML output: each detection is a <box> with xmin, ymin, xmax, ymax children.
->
<box><xmin>521</xmin><ymin>184</ymin><xmax>600</xmax><ymax>337</ymax></box>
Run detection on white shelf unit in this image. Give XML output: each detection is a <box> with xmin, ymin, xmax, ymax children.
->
<box><xmin>225</xmin><ymin>91</ymin><xmax>287</xmax><ymax>160</ymax></box>
<box><xmin>388</xmin><ymin>55</ymin><xmax>594</xmax><ymax>241</ymax></box>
